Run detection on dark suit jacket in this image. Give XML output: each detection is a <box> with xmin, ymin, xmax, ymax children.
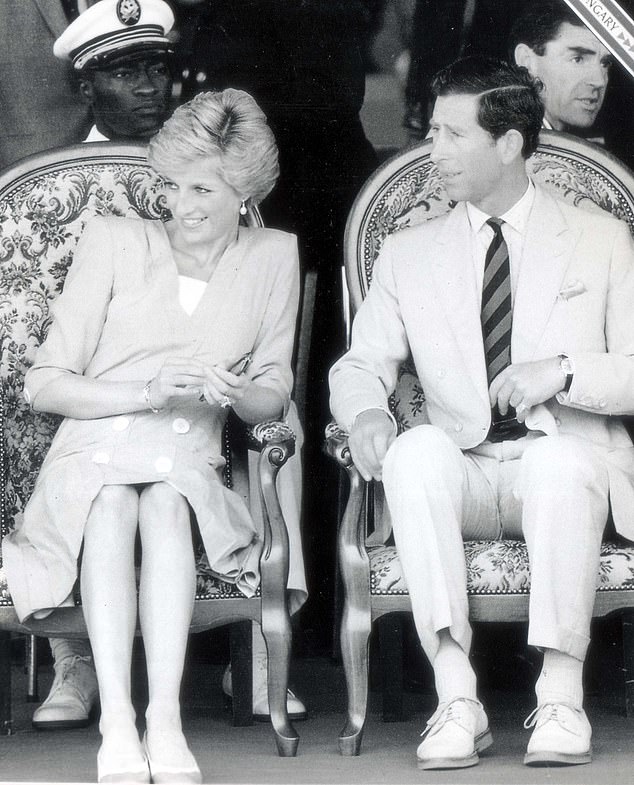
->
<box><xmin>0</xmin><ymin>0</ymin><xmax>91</xmax><ymax>168</ymax></box>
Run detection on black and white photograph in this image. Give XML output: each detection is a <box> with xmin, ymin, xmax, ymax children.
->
<box><xmin>2</xmin><ymin>1</ymin><xmax>634</xmax><ymax>783</ymax></box>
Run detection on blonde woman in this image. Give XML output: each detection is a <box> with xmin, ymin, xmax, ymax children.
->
<box><xmin>4</xmin><ymin>89</ymin><xmax>305</xmax><ymax>783</ymax></box>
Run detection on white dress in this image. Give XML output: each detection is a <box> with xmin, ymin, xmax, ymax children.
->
<box><xmin>4</xmin><ymin>216</ymin><xmax>306</xmax><ymax>621</ymax></box>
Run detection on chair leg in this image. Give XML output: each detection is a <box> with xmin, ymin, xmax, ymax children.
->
<box><xmin>229</xmin><ymin>621</ymin><xmax>253</xmax><ymax>727</ymax></box>
<box><xmin>336</xmin><ymin>465</ymin><xmax>372</xmax><ymax>756</ymax></box>
<box><xmin>0</xmin><ymin>631</ymin><xmax>13</xmax><ymax>735</ymax></box>
<box><xmin>260</xmin><ymin>621</ymin><xmax>299</xmax><ymax>757</ymax></box>
<box><xmin>26</xmin><ymin>635</ymin><xmax>38</xmax><ymax>702</ymax></box>
<box><xmin>378</xmin><ymin>615</ymin><xmax>405</xmax><ymax>722</ymax></box>
<box><xmin>338</xmin><ymin>599</ymin><xmax>371</xmax><ymax>756</ymax></box>
<box><xmin>256</xmin><ymin>438</ymin><xmax>299</xmax><ymax>757</ymax></box>
<box><xmin>622</xmin><ymin>609</ymin><xmax>634</xmax><ymax>717</ymax></box>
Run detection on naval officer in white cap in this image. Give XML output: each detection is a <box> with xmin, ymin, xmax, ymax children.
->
<box><xmin>30</xmin><ymin>0</ymin><xmax>176</xmax><ymax>734</ymax></box>
<box><xmin>54</xmin><ymin>0</ymin><xmax>175</xmax><ymax>142</ymax></box>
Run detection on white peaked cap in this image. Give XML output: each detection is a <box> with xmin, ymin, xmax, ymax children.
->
<box><xmin>54</xmin><ymin>0</ymin><xmax>175</xmax><ymax>71</ymax></box>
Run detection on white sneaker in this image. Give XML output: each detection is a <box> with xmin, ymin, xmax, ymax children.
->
<box><xmin>524</xmin><ymin>703</ymin><xmax>592</xmax><ymax>766</ymax></box>
<box><xmin>221</xmin><ymin>664</ymin><xmax>307</xmax><ymax>721</ymax></box>
<box><xmin>416</xmin><ymin>698</ymin><xmax>492</xmax><ymax>770</ymax></box>
<box><xmin>32</xmin><ymin>655</ymin><xmax>99</xmax><ymax>730</ymax></box>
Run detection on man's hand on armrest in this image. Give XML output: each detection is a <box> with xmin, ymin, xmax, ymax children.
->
<box><xmin>348</xmin><ymin>409</ymin><xmax>397</xmax><ymax>482</ymax></box>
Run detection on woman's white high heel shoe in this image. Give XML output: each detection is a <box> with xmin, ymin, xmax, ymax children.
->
<box><xmin>97</xmin><ymin>718</ymin><xmax>150</xmax><ymax>784</ymax></box>
<box><xmin>97</xmin><ymin>741</ymin><xmax>150</xmax><ymax>783</ymax></box>
<box><xmin>142</xmin><ymin>732</ymin><xmax>202</xmax><ymax>784</ymax></box>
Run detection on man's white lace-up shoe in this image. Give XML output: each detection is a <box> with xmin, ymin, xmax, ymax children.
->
<box><xmin>32</xmin><ymin>655</ymin><xmax>99</xmax><ymax>729</ymax></box>
<box><xmin>524</xmin><ymin>703</ymin><xmax>592</xmax><ymax>766</ymax></box>
<box><xmin>416</xmin><ymin>697</ymin><xmax>492</xmax><ymax>770</ymax></box>
<box><xmin>221</xmin><ymin>663</ymin><xmax>307</xmax><ymax>721</ymax></box>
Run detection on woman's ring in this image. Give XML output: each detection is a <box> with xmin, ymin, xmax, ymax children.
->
<box><xmin>220</xmin><ymin>395</ymin><xmax>232</xmax><ymax>409</ymax></box>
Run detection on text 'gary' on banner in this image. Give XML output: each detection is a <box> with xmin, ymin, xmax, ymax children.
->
<box><xmin>562</xmin><ymin>0</ymin><xmax>634</xmax><ymax>78</ymax></box>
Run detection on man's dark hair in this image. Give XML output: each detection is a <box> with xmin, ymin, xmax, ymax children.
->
<box><xmin>509</xmin><ymin>0</ymin><xmax>585</xmax><ymax>56</ymax></box>
<box><xmin>431</xmin><ymin>56</ymin><xmax>544</xmax><ymax>159</ymax></box>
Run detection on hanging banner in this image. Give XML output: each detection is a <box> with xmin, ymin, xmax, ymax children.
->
<box><xmin>561</xmin><ymin>0</ymin><xmax>634</xmax><ymax>78</ymax></box>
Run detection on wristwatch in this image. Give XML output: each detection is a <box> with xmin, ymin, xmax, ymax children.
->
<box><xmin>558</xmin><ymin>354</ymin><xmax>574</xmax><ymax>393</ymax></box>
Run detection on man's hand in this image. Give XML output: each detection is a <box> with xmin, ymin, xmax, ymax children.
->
<box><xmin>348</xmin><ymin>409</ymin><xmax>396</xmax><ymax>482</ymax></box>
<box><xmin>489</xmin><ymin>357</ymin><xmax>566</xmax><ymax>422</ymax></box>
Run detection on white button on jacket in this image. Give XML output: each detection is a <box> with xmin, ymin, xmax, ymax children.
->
<box><xmin>112</xmin><ymin>416</ymin><xmax>130</xmax><ymax>432</ymax></box>
<box><xmin>172</xmin><ymin>418</ymin><xmax>190</xmax><ymax>434</ymax></box>
<box><xmin>155</xmin><ymin>456</ymin><xmax>173</xmax><ymax>473</ymax></box>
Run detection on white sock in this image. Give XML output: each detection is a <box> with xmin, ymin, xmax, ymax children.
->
<box><xmin>433</xmin><ymin>632</ymin><xmax>477</xmax><ymax>704</ymax></box>
<box><xmin>49</xmin><ymin>637</ymin><xmax>92</xmax><ymax>666</ymax></box>
<box><xmin>535</xmin><ymin>648</ymin><xmax>584</xmax><ymax>710</ymax></box>
<box><xmin>251</xmin><ymin>623</ymin><xmax>267</xmax><ymax>693</ymax></box>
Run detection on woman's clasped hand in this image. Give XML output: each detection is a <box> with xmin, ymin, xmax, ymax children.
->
<box><xmin>145</xmin><ymin>355</ymin><xmax>252</xmax><ymax>411</ymax></box>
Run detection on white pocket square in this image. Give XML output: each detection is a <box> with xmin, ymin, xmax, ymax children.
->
<box><xmin>558</xmin><ymin>280</ymin><xmax>587</xmax><ymax>300</ymax></box>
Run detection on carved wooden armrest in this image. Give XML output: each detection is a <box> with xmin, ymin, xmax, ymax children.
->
<box><xmin>246</xmin><ymin>420</ymin><xmax>296</xmax><ymax>461</ymax></box>
<box><xmin>324</xmin><ymin>421</ymin><xmax>354</xmax><ymax>470</ymax></box>
<box><xmin>245</xmin><ymin>421</ymin><xmax>296</xmax><ymax>592</ymax></box>
<box><xmin>324</xmin><ymin>422</ymin><xmax>368</xmax><ymax>553</ymax></box>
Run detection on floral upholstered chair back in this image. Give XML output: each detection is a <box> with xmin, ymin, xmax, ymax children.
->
<box><xmin>0</xmin><ymin>143</ymin><xmax>261</xmax><ymax>601</ymax></box>
<box><xmin>344</xmin><ymin>130</ymin><xmax>634</xmax><ymax>435</ymax></box>
<box><xmin>1</xmin><ymin>144</ymin><xmax>164</xmax><ymax>543</ymax></box>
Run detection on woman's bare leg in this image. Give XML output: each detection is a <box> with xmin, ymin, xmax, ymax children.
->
<box><xmin>138</xmin><ymin>482</ymin><xmax>199</xmax><ymax>779</ymax></box>
<box><xmin>80</xmin><ymin>484</ymin><xmax>147</xmax><ymax>781</ymax></box>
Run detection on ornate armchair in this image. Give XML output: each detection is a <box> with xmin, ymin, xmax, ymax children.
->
<box><xmin>326</xmin><ymin>130</ymin><xmax>634</xmax><ymax>755</ymax></box>
<box><xmin>0</xmin><ymin>142</ymin><xmax>299</xmax><ymax>755</ymax></box>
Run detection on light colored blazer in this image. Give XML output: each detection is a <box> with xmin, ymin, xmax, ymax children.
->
<box><xmin>0</xmin><ymin>1</ymin><xmax>91</xmax><ymax>168</ymax></box>
<box><xmin>330</xmin><ymin>185</ymin><xmax>634</xmax><ymax>538</ymax></box>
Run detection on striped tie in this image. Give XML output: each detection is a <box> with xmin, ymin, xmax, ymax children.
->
<box><xmin>481</xmin><ymin>217</ymin><xmax>527</xmax><ymax>440</ymax></box>
<box><xmin>481</xmin><ymin>218</ymin><xmax>512</xmax><ymax>385</ymax></box>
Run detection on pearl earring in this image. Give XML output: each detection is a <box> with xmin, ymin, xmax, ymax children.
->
<box><xmin>239</xmin><ymin>200</ymin><xmax>248</xmax><ymax>216</ymax></box>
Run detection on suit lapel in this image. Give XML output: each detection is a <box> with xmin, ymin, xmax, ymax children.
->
<box><xmin>512</xmin><ymin>186</ymin><xmax>580</xmax><ymax>362</ymax></box>
<box><xmin>429</xmin><ymin>203</ymin><xmax>490</xmax><ymax>405</ymax></box>
<box><xmin>34</xmin><ymin>0</ymin><xmax>69</xmax><ymax>38</ymax></box>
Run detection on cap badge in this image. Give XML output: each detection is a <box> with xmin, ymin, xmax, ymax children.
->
<box><xmin>116</xmin><ymin>0</ymin><xmax>141</xmax><ymax>26</ymax></box>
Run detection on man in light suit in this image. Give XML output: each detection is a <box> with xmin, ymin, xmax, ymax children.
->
<box><xmin>330</xmin><ymin>56</ymin><xmax>634</xmax><ymax>770</ymax></box>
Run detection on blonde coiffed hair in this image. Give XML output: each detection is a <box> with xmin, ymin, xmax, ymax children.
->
<box><xmin>148</xmin><ymin>88</ymin><xmax>279</xmax><ymax>205</ymax></box>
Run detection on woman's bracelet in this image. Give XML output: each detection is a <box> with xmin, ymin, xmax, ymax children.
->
<box><xmin>143</xmin><ymin>379</ymin><xmax>161</xmax><ymax>413</ymax></box>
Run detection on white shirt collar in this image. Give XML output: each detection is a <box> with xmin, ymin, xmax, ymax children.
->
<box><xmin>466</xmin><ymin>180</ymin><xmax>536</xmax><ymax>238</ymax></box>
<box><xmin>83</xmin><ymin>126</ymin><xmax>110</xmax><ymax>143</ymax></box>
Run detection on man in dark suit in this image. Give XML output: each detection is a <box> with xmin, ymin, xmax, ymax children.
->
<box><xmin>511</xmin><ymin>0</ymin><xmax>634</xmax><ymax>171</ymax></box>
<box><xmin>511</xmin><ymin>0</ymin><xmax>613</xmax><ymax>136</ymax></box>
<box><xmin>0</xmin><ymin>1</ymin><xmax>94</xmax><ymax>169</ymax></box>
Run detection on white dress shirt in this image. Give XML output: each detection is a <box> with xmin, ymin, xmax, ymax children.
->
<box><xmin>466</xmin><ymin>180</ymin><xmax>536</xmax><ymax>303</ymax></box>
<box><xmin>178</xmin><ymin>275</ymin><xmax>207</xmax><ymax>315</ymax></box>
<box><xmin>83</xmin><ymin>125</ymin><xmax>110</xmax><ymax>143</ymax></box>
